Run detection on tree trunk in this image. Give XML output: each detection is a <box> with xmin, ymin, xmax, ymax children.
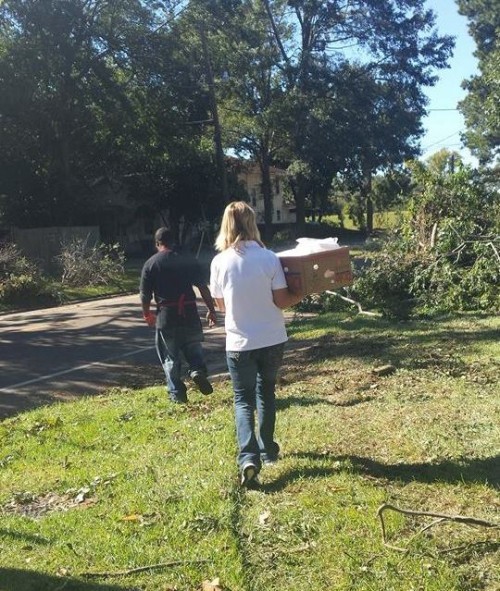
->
<box><xmin>362</xmin><ymin>163</ymin><xmax>373</xmax><ymax>234</ymax></box>
<box><xmin>259</xmin><ymin>153</ymin><xmax>274</xmax><ymax>242</ymax></box>
<box><xmin>200</xmin><ymin>24</ymin><xmax>229</xmax><ymax>203</ymax></box>
<box><xmin>294</xmin><ymin>180</ymin><xmax>307</xmax><ymax>235</ymax></box>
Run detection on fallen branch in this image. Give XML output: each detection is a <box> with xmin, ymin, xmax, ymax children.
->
<box><xmin>325</xmin><ymin>290</ymin><xmax>382</xmax><ymax>317</ymax></box>
<box><xmin>377</xmin><ymin>503</ymin><xmax>499</xmax><ymax>553</ymax></box>
<box><xmin>488</xmin><ymin>241</ymin><xmax>500</xmax><ymax>265</ymax></box>
<box><xmin>430</xmin><ymin>222</ymin><xmax>438</xmax><ymax>248</ymax></box>
<box><xmin>437</xmin><ymin>539</ymin><xmax>500</xmax><ymax>555</ymax></box>
<box><xmin>81</xmin><ymin>559</ymin><xmax>209</xmax><ymax>578</ymax></box>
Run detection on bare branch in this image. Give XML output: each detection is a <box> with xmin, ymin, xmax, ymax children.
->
<box><xmin>325</xmin><ymin>290</ymin><xmax>382</xmax><ymax>317</ymax></box>
<box><xmin>430</xmin><ymin>222</ymin><xmax>438</xmax><ymax>248</ymax></box>
<box><xmin>488</xmin><ymin>241</ymin><xmax>500</xmax><ymax>265</ymax></box>
<box><xmin>81</xmin><ymin>559</ymin><xmax>209</xmax><ymax>578</ymax></box>
<box><xmin>377</xmin><ymin>503</ymin><xmax>499</xmax><ymax>553</ymax></box>
<box><xmin>261</xmin><ymin>0</ymin><xmax>291</xmax><ymax>70</ymax></box>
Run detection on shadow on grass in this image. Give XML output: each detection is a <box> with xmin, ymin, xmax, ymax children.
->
<box><xmin>283</xmin><ymin>316</ymin><xmax>499</xmax><ymax>387</ymax></box>
<box><xmin>276</xmin><ymin>394</ymin><xmax>373</xmax><ymax>410</ymax></box>
<box><xmin>296</xmin><ymin>328</ymin><xmax>499</xmax><ymax>366</ymax></box>
<box><xmin>261</xmin><ymin>466</ymin><xmax>338</xmax><ymax>493</ymax></box>
<box><xmin>0</xmin><ymin>528</ymin><xmax>51</xmax><ymax>545</ymax></box>
<box><xmin>0</xmin><ymin>568</ymin><xmax>134</xmax><ymax>591</ymax></box>
<box><xmin>263</xmin><ymin>453</ymin><xmax>500</xmax><ymax>493</ymax></box>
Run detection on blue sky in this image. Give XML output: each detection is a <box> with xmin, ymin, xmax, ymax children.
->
<box><xmin>420</xmin><ymin>0</ymin><xmax>478</xmax><ymax>163</ymax></box>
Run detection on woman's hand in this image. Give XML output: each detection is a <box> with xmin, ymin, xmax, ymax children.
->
<box><xmin>206</xmin><ymin>310</ymin><xmax>217</xmax><ymax>327</ymax></box>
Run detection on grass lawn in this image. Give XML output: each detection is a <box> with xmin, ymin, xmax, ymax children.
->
<box><xmin>321</xmin><ymin>210</ymin><xmax>408</xmax><ymax>232</ymax></box>
<box><xmin>57</xmin><ymin>260</ymin><xmax>142</xmax><ymax>304</ymax></box>
<box><xmin>0</xmin><ymin>312</ymin><xmax>499</xmax><ymax>591</ymax></box>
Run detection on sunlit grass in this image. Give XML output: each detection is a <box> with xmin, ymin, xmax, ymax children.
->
<box><xmin>0</xmin><ymin>314</ymin><xmax>498</xmax><ymax>591</ymax></box>
<box><xmin>59</xmin><ymin>266</ymin><xmax>139</xmax><ymax>302</ymax></box>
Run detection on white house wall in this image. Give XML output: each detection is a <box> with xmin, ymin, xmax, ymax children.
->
<box><xmin>238</xmin><ymin>165</ymin><xmax>296</xmax><ymax>224</ymax></box>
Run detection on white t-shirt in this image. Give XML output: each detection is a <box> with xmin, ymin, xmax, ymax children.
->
<box><xmin>210</xmin><ymin>241</ymin><xmax>289</xmax><ymax>351</ymax></box>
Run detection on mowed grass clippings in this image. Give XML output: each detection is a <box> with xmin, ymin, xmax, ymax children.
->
<box><xmin>1</xmin><ymin>312</ymin><xmax>499</xmax><ymax>591</ymax></box>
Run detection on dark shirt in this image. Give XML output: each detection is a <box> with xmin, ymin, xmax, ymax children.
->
<box><xmin>140</xmin><ymin>250</ymin><xmax>205</xmax><ymax>331</ymax></box>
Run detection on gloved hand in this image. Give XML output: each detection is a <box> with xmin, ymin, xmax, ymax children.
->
<box><xmin>143</xmin><ymin>311</ymin><xmax>156</xmax><ymax>327</ymax></box>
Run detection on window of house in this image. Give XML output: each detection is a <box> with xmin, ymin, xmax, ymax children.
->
<box><xmin>276</xmin><ymin>209</ymin><xmax>281</xmax><ymax>221</ymax></box>
<box><xmin>251</xmin><ymin>188</ymin><xmax>257</xmax><ymax>206</ymax></box>
<box><xmin>274</xmin><ymin>178</ymin><xmax>280</xmax><ymax>194</ymax></box>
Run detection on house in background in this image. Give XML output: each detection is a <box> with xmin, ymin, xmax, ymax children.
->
<box><xmin>102</xmin><ymin>158</ymin><xmax>296</xmax><ymax>254</ymax></box>
<box><xmin>234</xmin><ymin>160</ymin><xmax>296</xmax><ymax>225</ymax></box>
<box><xmin>9</xmin><ymin>160</ymin><xmax>298</xmax><ymax>266</ymax></box>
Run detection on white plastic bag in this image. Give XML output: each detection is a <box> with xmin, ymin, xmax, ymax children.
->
<box><xmin>278</xmin><ymin>237</ymin><xmax>340</xmax><ymax>257</ymax></box>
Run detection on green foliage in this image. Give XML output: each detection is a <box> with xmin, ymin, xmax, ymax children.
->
<box><xmin>353</xmin><ymin>245</ymin><xmax>423</xmax><ymax>319</ymax></box>
<box><xmin>56</xmin><ymin>238</ymin><xmax>125</xmax><ymax>287</ymax></box>
<box><xmin>371</xmin><ymin>169</ymin><xmax>413</xmax><ymax>211</ymax></box>
<box><xmin>412</xmin><ymin>234</ymin><xmax>500</xmax><ymax>315</ymax></box>
<box><xmin>352</xmin><ymin>160</ymin><xmax>500</xmax><ymax>318</ymax></box>
<box><xmin>0</xmin><ymin>0</ymin><xmax>214</xmax><ymax>228</ymax></box>
<box><xmin>0</xmin><ymin>243</ymin><xmax>59</xmax><ymax>306</ymax></box>
<box><xmin>457</xmin><ymin>0</ymin><xmax>500</xmax><ymax>163</ymax></box>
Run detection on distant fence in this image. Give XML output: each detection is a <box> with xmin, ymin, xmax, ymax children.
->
<box><xmin>12</xmin><ymin>226</ymin><xmax>100</xmax><ymax>274</ymax></box>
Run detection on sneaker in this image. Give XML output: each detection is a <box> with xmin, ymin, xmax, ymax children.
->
<box><xmin>261</xmin><ymin>443</ymin><xmax>280</xmax><ymax>465</ymax></box>
<box><xmin>241</xmin><ymin>462</ymin><xmax>260</xmax><ymax>489</ymax></box>
<box><xmin>262</xmin><ymin>455</ymin><xmax>278</xmax><ymax>466</ymax></box>
<box><xmin>191</xmin><ymin>371</ymin><xmax>213</xmax><ymax>395</ymax></box>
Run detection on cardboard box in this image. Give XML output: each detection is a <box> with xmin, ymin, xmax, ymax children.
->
<box><xmin>278</xmin><ymin>246</ymin><xmax>353</xmax><ymax>295</ymax></box>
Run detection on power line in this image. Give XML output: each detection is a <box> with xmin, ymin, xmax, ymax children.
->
<box><xmin>422</xmin><ymin>130</ymin><xmax>461</xmax><ymax>150</ymax></box>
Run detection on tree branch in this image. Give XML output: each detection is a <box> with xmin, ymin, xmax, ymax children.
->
<box><xmin>377</xmin><ymin>503</ymin><xmax>499</xmax><ymax>553</ymax></box>
<box><xmin>81</xmin><ymin>559</ymin><xmax>209</xmax><ymax>578</ymax></box>
<box><xmin>488</xmin><ymin>241</ymin><xmax>500</xmax><ymax>264</ymax></box>
<box><xmin>325</xmin><ymin>290</ymin><xmax>382</xmax><ymax>316</ymax></box>
<box><xmin>261</xmin><ymin>0</ymin><xmax>291</xmax><ymax>70</ymax></box>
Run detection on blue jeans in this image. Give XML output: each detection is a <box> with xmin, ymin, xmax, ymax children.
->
<box><xmin>226</xmin><ymin>342</ymin><xmax>284</xmax><ymax>470</ymax></box>
<box><xmin>156</xmin><ymin>328</ymin><xmax>207</xmax><ymax>402</ymax></box>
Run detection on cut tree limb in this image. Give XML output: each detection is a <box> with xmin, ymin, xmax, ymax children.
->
<box><xmin>81</xmin><ymin>559</ymin><xmax>209</xmax><ymax>578</ymax></box>
<box><xmin>325</xmin><ymin>290</ymin><xmax>381</xmax><ymax>317</ymax></box>
<box><xmin>377</xmin><ymin>503</ymin><xmax>499</xmax><ymax>553</ymax></box>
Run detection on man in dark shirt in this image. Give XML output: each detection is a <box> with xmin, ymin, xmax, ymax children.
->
<box><xmin>140</xmin><ymin>226</ymin><xmax>217</xmax><ymax>403</ymax></box>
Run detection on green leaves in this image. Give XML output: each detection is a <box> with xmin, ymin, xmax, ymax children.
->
<box><xmin>457</xmin><ymin>0</ymin><xmax>500</xmax><ymax>162</ymax></box>
<box><xmin>353</xmin><ymin>159</ymin><xmax>500</xmax><ymax>317</ymax></box>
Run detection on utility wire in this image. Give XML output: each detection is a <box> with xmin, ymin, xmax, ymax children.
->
<box><xmin>422</xmin><ymin>130</ymin><xmax>461</xmax><ymax>150</ymax></box>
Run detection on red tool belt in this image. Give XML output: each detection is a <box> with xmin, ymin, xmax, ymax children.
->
<box><xmin>157</xmin><ymin>294</ymin><xmax>196</xmax><ymax>318</ymax></box>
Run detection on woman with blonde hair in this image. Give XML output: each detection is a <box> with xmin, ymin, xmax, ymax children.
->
<box><xmin>210</xmin><ymin>201</ymin><xmax>302</xmax><ymax>488</ymax></box>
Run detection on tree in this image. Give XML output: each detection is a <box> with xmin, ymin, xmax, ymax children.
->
<box><xmin>262</xmin><ymin>0</ymin><xmax>454</xmax><ymax>231</ymax></box>
<box><xmin>457</xmin><ymin>0</ymin><xmax>500</xmax><ymax>164</ymax></box>
<box><xmin>0</xmin><ymin>0</ymin><xmax>217</xmax><ymax>231</ymax></box>
<box><xmin>0</xmin><ymin>0</ymin><xmax>152</xmax><ymax>225</ymax></box>
<box><xmin>203</xmin><ymin>0</ymin><xmax>290</xmax><ymax>240</ymax></box>
<box><xmin>371</xmin><ymin>168</ymin><xmax>412</xmax><ymax>213</ymax></box>
<box><xmin>335</xmin><ymin>65</ymin><xmax>426</xmax><ymax>232</ymax></box>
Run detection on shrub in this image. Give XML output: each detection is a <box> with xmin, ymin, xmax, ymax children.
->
<box><xmin>352</xmin><ymin>244</ymin><xmax>423</xmax><ymax>319</ymax></box>
<box><xmin>0</xmin><ymin>243</ymin><xmax>59</xmax><ymax>307</ymax></box>
<box><xmin>56</xmin><ymin>237</ymin><xmax>125</xmax><ymax>287</ymax></box>
<box><xmin>352</xmin><ymin>164</ymin><xmax>500</xmax><ymax>318</ymax></box>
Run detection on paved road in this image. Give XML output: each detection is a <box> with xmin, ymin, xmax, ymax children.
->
<box><xmin>0</xmin><ymin>294</ymin><xmax>228</xmax><ymax>419</ymax></box>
